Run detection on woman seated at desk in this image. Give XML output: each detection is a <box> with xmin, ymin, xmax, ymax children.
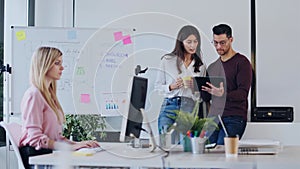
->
<box><xmin>18</xmin><ymin>46</ymin><xmax>100</xmax><ymax>169</ymax></box>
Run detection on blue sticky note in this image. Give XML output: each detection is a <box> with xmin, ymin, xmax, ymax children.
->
<box><xmin>68</xmin><ymin>30</ymin><xmax>77</xmax><ymax>40</ymax></box>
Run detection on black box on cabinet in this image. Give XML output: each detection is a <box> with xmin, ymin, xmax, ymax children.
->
<box><xmin>251</xmin><ymin>106</ymin><xmax>293</xmax><ymax>122</ymax></box>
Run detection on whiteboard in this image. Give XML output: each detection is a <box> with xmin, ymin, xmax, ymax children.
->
<box><xmin>11</xmin><ymin>26</ymin><xmax>134</xmax><ymax>116</ymax></box>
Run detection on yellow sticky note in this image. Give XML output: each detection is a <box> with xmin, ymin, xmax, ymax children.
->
<box><xmin>73</xmin><ymin>148</ymin><xmax>97</xmax><ymax>156</ymax></box>
<box><xmin>16</xmin><ymin>30</ymin><xmax>26</xmax><ymax>41</ymax></box>
<box><xmin>72</xmin><ymin>151</ymin><xmax>94</xmax><ymax>156</ymax></box>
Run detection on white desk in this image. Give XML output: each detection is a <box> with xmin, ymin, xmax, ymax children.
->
<box><xmin>30</xmin><ymin>143</ymin><xmax>300</xmax><ymax>169</ymax></box>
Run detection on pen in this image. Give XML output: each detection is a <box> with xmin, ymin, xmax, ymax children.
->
<box><xmin>187</xmin><ymin>130</ymin><xmax>191</xmax><ymax>137</ymax></box>
<box><xmin>187</xmin><ymin>130</ymin><xmax>194</xmax><ymax>138</ymax></box>
<box><xmin>200</xmin><ymin>130</ymin><xmax>205</xmax><ymax>138</ymax></box>
<box><xmin>194</xmin><ymin>131</ymin><xmax>199</xmax><ymax>137</ymax></box>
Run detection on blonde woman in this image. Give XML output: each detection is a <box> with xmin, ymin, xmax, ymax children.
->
<box><xmin>19</xmin><ymin>46</ymin><xmax>99</xmax><ymax>169</ymax></box>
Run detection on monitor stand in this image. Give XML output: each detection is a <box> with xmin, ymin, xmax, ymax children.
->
<box><xmin>140</xmin><ymin>108</ymin><xmax>169</xmax><ymax>153</ymax></box>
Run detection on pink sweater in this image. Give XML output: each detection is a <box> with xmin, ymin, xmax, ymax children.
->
<box><xmin>19</xmin><ymin>86</ymin><xmax>65</xmax><ymax>150</ymax></box>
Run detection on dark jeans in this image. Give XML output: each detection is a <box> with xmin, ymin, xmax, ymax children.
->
<box><xmin>208</xmin><ymin>115</ymin><xmax>247</xmax><ymax>145</ymax></box>
<box><xmin>19</xmin><ymin>145</ymin><xmax>52</xmax><ymax>169</ymax></box>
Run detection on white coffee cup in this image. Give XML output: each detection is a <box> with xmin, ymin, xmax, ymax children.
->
<box><xmin>182</xmin><ymin>76</ymin><xmax>192</xmax><ymax>88</ymax></box>
<box><xmin>159</xmin><ymin>133</ymin><xmax>172</xmax><ymax>149</ymax></box>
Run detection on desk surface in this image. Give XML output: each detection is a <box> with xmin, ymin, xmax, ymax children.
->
<box><xmin>30</xmin><ymin>142</ymin><xmax>300</xmax><ymax>169</ymax></box>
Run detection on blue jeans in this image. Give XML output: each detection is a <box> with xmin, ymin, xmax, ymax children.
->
<box><xmin>208</xmin><ymin>116</ymin><xmax>246</xmax><ymax>145</ymax></box>
<box><xmin>158</xmin><ymin>96</ymin><xmax>195</xmax><ymax>144</ymax></box>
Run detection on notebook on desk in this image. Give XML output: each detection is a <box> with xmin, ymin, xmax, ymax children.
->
<box><xmin>207</xmin><ymin>139</ymin><xmax>281</xmax><ymax>155</ymax></box>
<box><xmin>238</xmin><ymin>139</ymin><xmax>281</xmax><ymax>155</ymax></box>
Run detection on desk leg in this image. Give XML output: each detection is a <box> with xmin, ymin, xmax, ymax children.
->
<box><xmin>34</xmin><ymin>165</ymin><xmax>38</xmax><ymax>169</ymax></box>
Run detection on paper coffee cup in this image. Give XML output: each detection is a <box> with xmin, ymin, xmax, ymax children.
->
<box><xmin>224</xmin><ymin>136</ymin><xmax>239</xmax><ymax>157</ymax></box>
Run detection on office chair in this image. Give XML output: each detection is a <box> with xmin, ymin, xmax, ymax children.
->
<box><xmin>0</xmin><ymin>121</ymin><xmax>25</xmax><ymax>169</ymax></box>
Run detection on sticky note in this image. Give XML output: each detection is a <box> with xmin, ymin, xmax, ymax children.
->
<box><xmin>122</xmin><ymin>35</ymin><xmax>132</xmax><ymax>45</ymax></box>
<box><xmin>76</xmin><ymin>67</ymin><xmax>85</xmax><ymax>75</ymax></box>
<box><xmin>80</xmin><ymin>94</ymin><xmax>90</xmax><ymax>103</ymax></box>
<box><xmin>113</xmin><ymin>31</ymin><xmax>123</xmax><ymax>41</ymax></box>
<box><xmin>68</xmin><ymin>30</ymin><xmax>77</xmax><ymax>40</ymax></box>
<box><xmin>16</xmin><ymin>30</ymin><xmax>26</xmax><ymax>41</ymax></box>
<box><xmin>72</xmin><ymin>151</ymin><xmax>94</xmax><ymax>156</ymax></box>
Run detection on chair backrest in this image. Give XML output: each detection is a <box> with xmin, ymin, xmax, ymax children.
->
<box><xmin>0</xmin><ymin>121</ymin><xmax>25</xmax><ymax>169</ymax></box>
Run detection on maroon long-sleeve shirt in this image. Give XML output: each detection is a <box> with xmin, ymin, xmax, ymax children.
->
<box><xmin>205</xmin><ymin>53</ymin><xmax>252</xmax><ymax>120</ymax></box>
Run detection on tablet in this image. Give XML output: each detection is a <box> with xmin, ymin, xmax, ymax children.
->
<box><xmin>193</xmin><ymin>76</ymin><xmax>225</xmax><ymax>90</ymax></box>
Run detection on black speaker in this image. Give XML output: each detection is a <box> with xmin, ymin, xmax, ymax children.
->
<box><xmin>251</xmin><ymin>106</ymin><xmax>294</xmax><ymax>122</ymax></box>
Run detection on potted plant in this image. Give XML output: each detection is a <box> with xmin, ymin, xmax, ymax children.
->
<box><xmin>63</xmin><ymin>114</ymin><xmax>106</xmax><ymax>141</ymax></box>
<box><xmin>168</xmin><ymin>100</ymin><xmax>218</xmax><ymax>152</ymax></box>
<box><xmin>168</xmin><ymin>100</ymin><xmax>218</xmax><ymax>134</ymax></box>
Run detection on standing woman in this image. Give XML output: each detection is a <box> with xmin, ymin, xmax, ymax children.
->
<box><xmin>19</xmin><ymin>47</ymin><xmax>99</xmax><ymax>169</ymax></box>
<box><xmin>155</xmin><ymin>25</ymin><xmax>208</xmax><ymax>143</ymax></box>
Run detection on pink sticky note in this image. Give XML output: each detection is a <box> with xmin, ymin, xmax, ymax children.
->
<box><xmin>113</xmin><ymin>31</ymin><xmax>123</xmax><ymax>41</ymax></box>
<box><xmin>80</xmin><ymin>94</ymin><xmax>90</xmax><ymax>103</ymax></box>
<box><xmin>122</xmin><ymin>35</ymin><xmax>132</xmax><ymax>45</ymax></box>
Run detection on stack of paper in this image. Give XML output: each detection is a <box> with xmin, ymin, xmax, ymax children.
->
<box><xmin>238</xmin><ymin>139</ymin><xmax>282</xmax><ymax>155</ymax></box>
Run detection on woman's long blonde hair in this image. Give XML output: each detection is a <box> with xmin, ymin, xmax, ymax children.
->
<box><xmin>30</xmin><ymin>46</ymin><xmax>64</xmax><ymax>123</ymax></box>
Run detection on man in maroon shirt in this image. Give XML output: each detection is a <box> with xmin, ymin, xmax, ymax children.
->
<box><xmin>202</xmin><ymin>24</ymin><xmax>252</xmax><ymax>145</ymax></box>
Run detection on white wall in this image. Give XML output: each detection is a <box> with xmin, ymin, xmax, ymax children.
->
<box><xmin>256</xmin><ymin>0</ymin><xmax>300</xmax><ymax>122</ymax></box>
<box><xmin>35</xmin><ymin>0</ymin><xmax>73</xmax><ymax>27</ymax></box>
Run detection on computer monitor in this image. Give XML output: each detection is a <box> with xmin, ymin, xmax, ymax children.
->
<box><xmin>120</xmin><ymin>76</ymin><xmax>148</xmax><ymax>142</ymax></box>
